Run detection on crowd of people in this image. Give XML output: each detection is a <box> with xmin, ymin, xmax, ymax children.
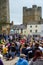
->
<box><xmin>0</xmin><ymin>33</ymin><xmax>43</xmax><ymax>65</ymax></box>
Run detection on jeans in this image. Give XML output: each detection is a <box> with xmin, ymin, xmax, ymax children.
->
<box><xmin>6</xmin><ymin>52</ymin><xmax>15</xmax><ymax>59</ymax></box>
<box><xmin>10</xmin><ymin>52</ymin><xmax>15</xmax><ymax>58</ymax></box>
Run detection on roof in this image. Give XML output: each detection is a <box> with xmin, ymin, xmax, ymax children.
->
<box><xmin>11</xmin><ymin>24</ymin><xmax>26</xmax><ymax>30</ymax></box>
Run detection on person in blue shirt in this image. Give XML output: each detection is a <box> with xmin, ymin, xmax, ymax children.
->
<box><xmin>16</xmin><ymin>54</ymin><xmax>29</xmax><ymax>65</ymax></box>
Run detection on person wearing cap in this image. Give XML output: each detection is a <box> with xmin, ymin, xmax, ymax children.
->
<box><xmin>16</xmin><ymin>54</ymin><xmax>29</xmax><ymax>65</ymax></box>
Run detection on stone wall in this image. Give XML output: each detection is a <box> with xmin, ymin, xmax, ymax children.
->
<box><xmin>23</xmin><ymin>5</ymin><xmax>42</xmax><ymax>25</ymax></box>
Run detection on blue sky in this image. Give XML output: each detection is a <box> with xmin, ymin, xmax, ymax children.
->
<box><xmin>9</xmin><ymin>0</ymin><xmax>43</xmax><ymax>25</ymax></box>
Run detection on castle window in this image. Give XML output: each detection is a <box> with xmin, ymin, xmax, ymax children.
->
<box><xmin>35</xmin><ymin>30</ymin><xmax>37</xmax><ymax>33</ymax></box>
<box><xmin>30</xmin><ymin>25</ymin><xmax>32</xmax><ymax>28</ymax></box>
<box><xmin>35</xmin><ymin>25</ymin><xmax>37</xmax><ymax>27</ymax></box>
<box><xmin>30</xmin><ymin>30</ymin><xmax>32</xmax><ymax>32</ymax></box>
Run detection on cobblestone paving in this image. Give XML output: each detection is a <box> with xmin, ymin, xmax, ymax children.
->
<box><xmin>2</xmin><ymin>57</ymin><xmax>30</xmax><ymax>65</ymax></box>
<box><xmin>2</xmin><ymin>57</ymin><xmax>19</xmax><ymax>65</ymax></box>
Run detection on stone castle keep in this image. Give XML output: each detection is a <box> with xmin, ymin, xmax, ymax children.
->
<box><xmin>0</xmin><ymin>0</ymin><xmax>10</xmax><ymax>23</ymax></box>
<box><xmin>23</xmin><ymin>5</ymin><xmax>42</xmax><ymax>25</ymax></box>
<box><xmin>0</xmin><ymin>0</ymin><xmax>10</xmax><ymax>34</ymax></box>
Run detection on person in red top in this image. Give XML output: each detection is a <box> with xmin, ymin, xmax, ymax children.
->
<box><xmin>20</xmin><ymin>39</ymin><xmax>26</xmax><ymax>44</ymax></box>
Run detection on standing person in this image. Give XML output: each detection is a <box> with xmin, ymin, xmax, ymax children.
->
<box><xmin>16</xmin><ymin>54</ymin><xmax>29</xmax><ymax>65</ymax></box>
<box><xmin>9</xmin><ymin>35</ymin><xmax>13</xmax><ymax>42</ymax></box>
<box><xmin>29</xmin><ymin>50</ymin><xmax>43</xmax><ymax>65</ymax></box>
<box><xmin>32</xmin><ymin>43</ymin><xmax>40</xmax><ymax>57</ymax></box>
<box><xmin>21</xmin><ymin>44</ymin><xmax>28</xmax><ymax>55</ymax></box>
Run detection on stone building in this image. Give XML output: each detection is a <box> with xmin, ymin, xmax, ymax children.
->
<box><xmin>0</xmin><ymin>0</ymin><xmax>10</xmax><ymax>34</ymax></box>
<box><xmin>0</xmin><ymin>0</ymin><xmax>10</xmax><ymax>23</ymax></box>
<box><xmin>23</xmin><ymin>5</ymin><xmax>42</xmax><ymax>25</ymax></box>
<box><xmin>27</xmin><ymin>24</ymin><xmax>41</xmax><ymax>35</ymax></box>
<box><xmin>10</xmin><ymin>24</ymin><xmax>26</xmax><ymax>34</ymax></box>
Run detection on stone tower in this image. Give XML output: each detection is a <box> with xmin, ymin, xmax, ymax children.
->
<box><xmin>23</xmin><ymin>5</ymin><xmax>42</xmax><ymax>25</ymax></box>
<box><xmin>0</xmin><ymin>0</ymin><xmax>10</xmax><ymax>23</ymax></box>
<box><xmin>0</xmin><ymin>0</ymin><xmax>10</xmax><ymax>34</ymax></box>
